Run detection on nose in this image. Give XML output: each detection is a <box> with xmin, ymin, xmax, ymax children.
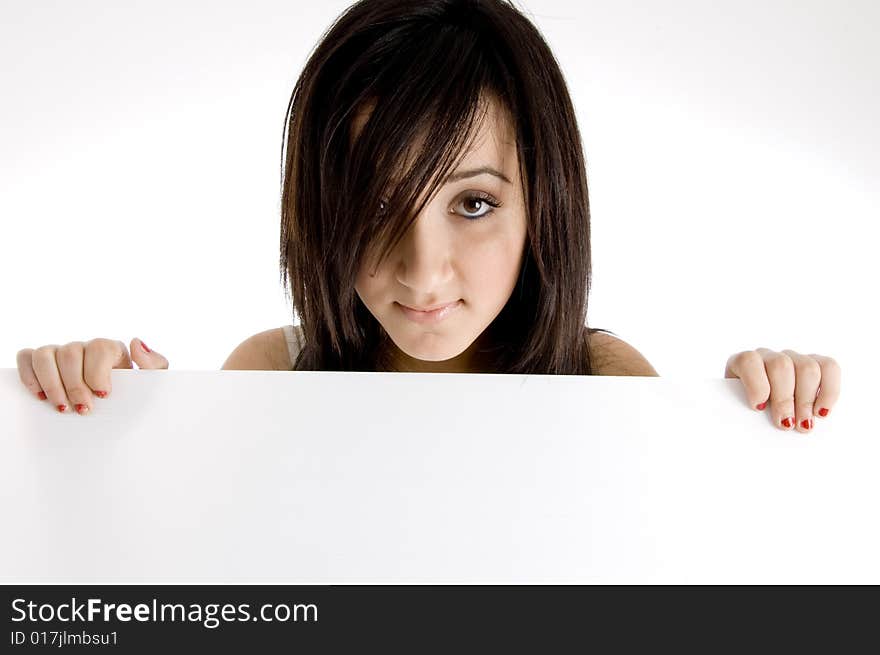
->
<box><xmin>394</xmin><ymin>210</ymin><xmax>454</xmax><ymax>293</ymax></box>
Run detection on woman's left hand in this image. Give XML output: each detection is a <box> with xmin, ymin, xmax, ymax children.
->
<box><xmin>724</xmin><ymin>348</ymin><xmax>841</xmax><ymax>433</ymax></box>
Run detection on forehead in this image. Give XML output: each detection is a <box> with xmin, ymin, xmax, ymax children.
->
<box><xmin>349</xmin><ymin>94</ymin><xmax>518</xmax><ymax>176</ymax></box>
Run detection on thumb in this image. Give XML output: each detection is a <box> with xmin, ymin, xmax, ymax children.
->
<box><xmin>129</xmin><ymin>337</ymin><xmax>169</xmax><ymax>370</ymax></box>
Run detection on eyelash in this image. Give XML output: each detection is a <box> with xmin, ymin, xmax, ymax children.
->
<box><xmin>456</xmin><ymin>191</ymin><xmax>503</xmax><ymax>220</ymax></box>
<box><xmin>378</xmin><ymin>192</ymin><xmax>503</xmax><ymax>221</ymax></box>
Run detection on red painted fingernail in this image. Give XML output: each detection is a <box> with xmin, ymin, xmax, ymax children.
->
<box><xmin>756</xmin><ymin>401</ymin><xmax>767</xmax><ymax>410</ymax></box>
<box><xmin>37</xmin><ymin>391</ymin><xmax>47</xmax><ymax>400</ymax></box>
<box><xmin>818</xmin><ymin>408</ymin><xmax>829</xmax><ymax>417</ymax></box>
<box><xmin>781</xmin><ymin>417</ymin><xmax>792</xmax><ymax>428</ymax></box>
<box><xmin>57</xmin><ymin>404</ymin><xmax>67</xmax><ymax>413</ymax></box>
<box><xmin>95</xmin><ymin>390</ymin><xmax>107</xmax><ymax>398</ymax></box>
<box><xmin>75</xmin><ymin>404</ymin><xmax>89</xmax><ymax>415</ymax></box>
<box><xmin>801</xmin><ymin>419</ymin><xmax>812</xmax><ymax>430</ymax></box>
<box><xmin>140</xmin><ymin>340</ymin><xmax>151</xmax><ymax>353</ymax></box>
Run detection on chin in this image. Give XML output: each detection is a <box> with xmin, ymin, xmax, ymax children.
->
<box><xmin>399</xmin><ymin>343</ymin><xmax>460</xmax><ymax>362</ymax></box>
<box><xmin>392</xmin><ymin>332</ymin><xmax>468</xmax><ymax>362</ymax></box>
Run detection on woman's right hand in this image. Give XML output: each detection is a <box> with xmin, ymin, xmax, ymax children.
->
<box><xmin>16</xmin><ymin>338</ymin><xmax>169</xmax><ymax>415</ymax></box>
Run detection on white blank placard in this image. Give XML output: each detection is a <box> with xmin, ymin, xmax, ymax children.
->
<box><xmin>1</xmin><ymin>368</ymin><xmax>874</xmax><ymax>584</ymax></box>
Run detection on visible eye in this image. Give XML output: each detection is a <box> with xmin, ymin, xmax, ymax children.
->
<box><xmin>377</xmin><ymin>191</ymin><xmax>503</xmax><ymax>220</ymax></box>
<box><xmin>454</xmin><ymin>191</ymin><xmax>503</xmax><ymax>221</ymax></box>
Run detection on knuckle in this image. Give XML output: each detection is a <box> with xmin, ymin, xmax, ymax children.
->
<box><xmin>770</xmin><ymin>396</ymin><xmax>792</xmax><ymax>409</ymax></box>
<box><xmin>732</xmin><ymin>350</ymin><xmax>762</xmax><ymax>372</ymax></box>
<box><xmin>86</xmin><ymin>337</ymin><xmax>115</xmax><ymax>352</ymax></box>
<box><xmin>765</xmin><ymin>355</ymin><xmax>792</xmax><ymax>375</ymax></box>
<box><xmin>32</xmin><ymin>345</ymin><xmax>55</xmax><ymax>359</ymax></box>
<box><xmin>795</xmin><ymin>359</ymin><xmax>822</xmax><ymax>381</ymax></box>
<box><xmin>16</xmin><ymin>348</ymin><xmax>34</xmax><ymax>360</ymax></box>
<box><xmin>15</xmin><ymin>349</ymin><xmax>35</xmax><ymax>375</ymax></box>
<box><xmin>55</xmin><ymin>343</ymin><xmax>84</xmax><ymax>365</ymax></box>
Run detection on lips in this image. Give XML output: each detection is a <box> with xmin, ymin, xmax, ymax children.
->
<box><xmin>396</xmin><ymin>299</ymin><xmax>462</xmax><ymax>324</ymax></box>
<box><xmin>400</xmin><ymin>301</ymin><xmax>459</xmax><ymax>312</ymax></box>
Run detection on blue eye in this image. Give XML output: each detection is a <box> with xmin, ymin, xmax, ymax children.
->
<box><xmin>455</xmin><ymin>192</ymin><xmax>502</xmax><ymax>221</ymax></box>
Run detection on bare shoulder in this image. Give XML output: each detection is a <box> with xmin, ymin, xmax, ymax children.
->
<box><xmin>588</xmin><ymin>331</ymin><xmax>659</xmax><ymax>377</ymax></box>
<box><xmin>221</xmin><ymin>326</ymin><xmax>291</xmax><ymax>371</ymax></box>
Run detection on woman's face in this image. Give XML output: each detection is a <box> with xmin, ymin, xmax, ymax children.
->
<box><xmin>354</xmin><ymin>97</ymin><xmax>528</xmax><ymax>373</ymax></box>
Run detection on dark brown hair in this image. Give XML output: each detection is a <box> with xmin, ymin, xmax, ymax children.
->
<box><xmin>280</xmin><ymin>0</ymin><xmax>616</xmax><ymax>373</ymax></box>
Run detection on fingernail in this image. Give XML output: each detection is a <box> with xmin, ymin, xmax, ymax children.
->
<box><xmin>94</xmin><ymin>390</ymin><xmax>107</xmax><ymax>398</ymax></box>
<box><xmin>818</xmin><ymin>408</ymin><xmax>829</xmax><ymax>417</ymax></box>
<box><xmin>800</xmin><ymin>418</ymin><xmax>813</xmax><ymax>430</ymax></box>
<box><xmin>75</xmin><ymin>404</ymin><xmax>89</xmax><ymax>415</ymax></box>
<box><xmin>756</xmin><ymin>401</ymin><xmax>767</xmax><ymax>410</ymax></box>
<box><xmin>140</xmin><ymin>340</ymin><xmax>151</xmax><ymax>353</ymax></box>
<box><xmin>37</xmin><ymin>391</ymin><xmax>47</xmax><ymax>400</ymax></box>
<box><xmin>57</xmin><ymin>404</ymin><xmax>67</xmax><ymax>413</ymax></box>
<box><xmin>781</xmin><ymin>417</ymin><xmax>793</xmax><ymax>429</ymax></box>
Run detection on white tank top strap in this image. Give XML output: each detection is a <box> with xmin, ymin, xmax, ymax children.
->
<box><xmin>282</xmin><ymin>324</ymin><xmax>305</xmax><ymax>367</ymax></box>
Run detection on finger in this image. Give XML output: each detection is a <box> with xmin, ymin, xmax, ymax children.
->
<box><xmin>782</xmin><ymin>350</ymin><xmax>821</xmax><ymax>434</ymax></box>
<box><xmin>756</xmin><ymin>348</ymin><xmax>797</xmax><ymax>431</ymax></box>
<box><xmin>30</xmin><ymin>345</ymin><xmax>72</xmax><ymax>413</ymax></box>
<box><xmin>130</xmin><ymin>337</ymin><xmax>169</xmax><ymax>370</ymax></box>
<box><xmin>55</xmin><ymin>342</ymin><xmax>93</xmax><ymax>415</ymax></box>
<box><xmin>16</xmin><ymin>348</ymin><xmax>48</xmax><ymax>401</ymax></box>
<box><xmin>83</xmin><ymin>338</ymin><xmax>133</xmax><ymax>399</ymax></box>
<box><xmin>807</xmin><ymin>353</ymin><xmax>841</xmax><ymax>419</ymax></box>
<box><xmin>724</xmin><ymin>350</ymin><xmax>771</xmax><ymax>410</ymax></box>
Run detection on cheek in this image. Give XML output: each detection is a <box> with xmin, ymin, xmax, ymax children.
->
<box><xmin>461</xmin><ymin>230</ymin><xmax>526</xmax><ymax>296</ymax></box>
<box><xmin>354</xmin><ymin>266</ymin><xmax>380</xmax><ymax>304</ymax></box>
<box><xmin>355</xmin><ymin>253</ymin><xmax>396</xmax><ymax>312</ymax></box>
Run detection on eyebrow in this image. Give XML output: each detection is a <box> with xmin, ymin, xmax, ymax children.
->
<box><xmin>443</xmin><ymin>166</ymin><xmax>511</xmax><ymax>185</ymax></box>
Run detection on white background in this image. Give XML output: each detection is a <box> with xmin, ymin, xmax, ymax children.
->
<box><xmin>1</xmin><ymin>0</ymin><xmax>876</xmax><ymax>378</ymax></box>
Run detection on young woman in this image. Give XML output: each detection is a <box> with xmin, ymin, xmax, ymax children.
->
<box><xmin>16</xmin><ymin>0</ymin><xmax>840</xmax><ymax>434</ymax></box>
